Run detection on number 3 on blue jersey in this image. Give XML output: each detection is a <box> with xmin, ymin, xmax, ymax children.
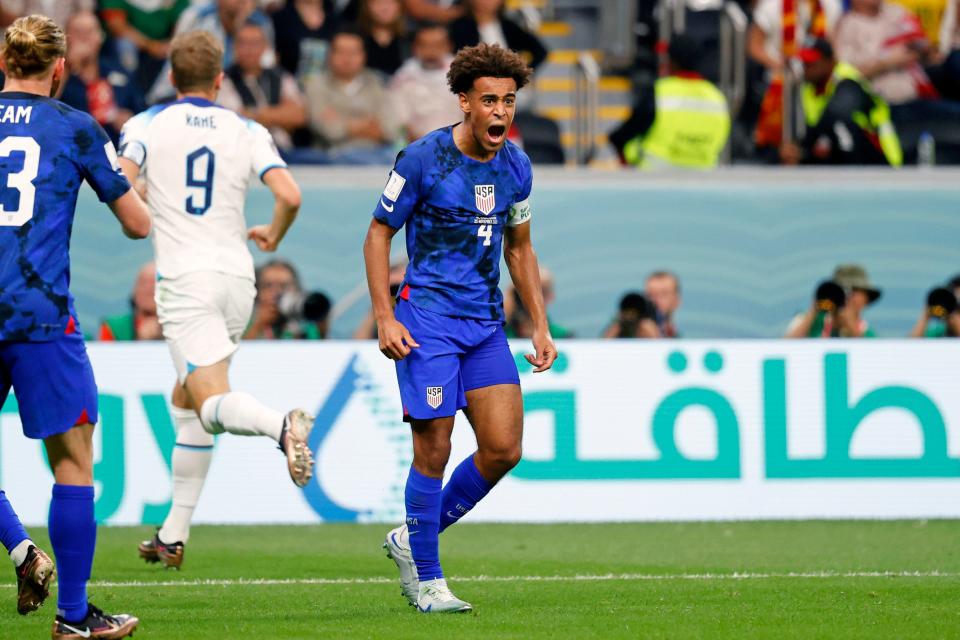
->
<box><xmin>185</xmin><ymin>146</ymin><xmax>215</xmax><ymax>215</ymax></box>
<box><xmin>0</xmin><ymin>136</ymin><xmax>40</xmax><ymax>227</ymax></box>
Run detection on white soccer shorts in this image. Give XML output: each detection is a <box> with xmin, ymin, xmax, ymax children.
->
<box><xmin>156</xmin><ymin>271</ymin><xmax>256</xmax><ymax>384</ymax></box>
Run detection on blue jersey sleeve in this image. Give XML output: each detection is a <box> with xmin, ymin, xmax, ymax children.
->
<box><xmin>372</xmin><ymin>148</ymin><xmax>422</xmax><ymax>229</ymax></box>
<box><xmin>76</xmin><ymin>115</ymin><xmax>131</xmax><ymax>203</ymax></box>
<box><xmin>507</xmin><ymin>152</ymin><xmax>533</xmax><ymax>227</ymax></box>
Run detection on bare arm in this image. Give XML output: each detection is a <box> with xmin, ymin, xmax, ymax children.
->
<box><xmin>363</xmin><ymin>219</ymin><xmax>419</xmax><ymax>359</ymax></box>
<box><xmin>504</xmin><ymin>222</ymin><xmax>557</xmax><ymax>372</ymax></box>
<box><xmin>784</xmin><ymin>305</ymin><xmax>817</xmax><ymax>338</ymax></box>
<box><xmin>252</xmin><ymin>98</ymin><xmax>308</xmax><ymax>132</ymax></box>
<box><xmin>101</xmin><ymin>10</ymin><xmax>169</xmax><ymax>58</ymax></box>
<box><xmin>108</xmin><ymin>186</ymin><xmax>151</xmax><ymax>239</ymax></box>
<box><xmin>248</xmin><ymin>168</ymin><xmax>301</xmax><ymax>252</ymax></box>
<box><xmin>747</xmin><ymin>24</ymin><xmax>781</xmax><ymax>71</ymax></box>
<box><xmin>909</xmin><ymin>308</ymin><xmax>930</xmax><ymax>337</ymax></box>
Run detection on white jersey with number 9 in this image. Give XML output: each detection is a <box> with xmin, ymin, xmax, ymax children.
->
<box><xmin>118</xmin><ymin>98</ymin><xmax>286</xmax><ymax>282</ymax></box>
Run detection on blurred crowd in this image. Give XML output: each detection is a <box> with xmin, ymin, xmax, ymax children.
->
<box><xmin>98</xmin><ymin>259</ymin><xmax>960</xmax><ymax>341</ymax></box>
<box><xmin>1</xmin><ymin>1</ymin><xmax>954</xmax><ymax>167</ymax></box>
<box><xmin>614</xmin><ymin>0</ymin><xmax>960</xmax><ymax>168</ymax></box>
<box><xmin>0</xmin><ymin>0</ymin><xmax>548</xmax><ymax>164</ymax></box>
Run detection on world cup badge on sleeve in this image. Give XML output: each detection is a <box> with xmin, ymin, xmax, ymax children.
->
<box><xmin>475</xmin><ymin>185</ymin><xmax>495</xmax><ymax>215</ymax></box>
<box><xmin>426</xmin><ymin>386</ymin><xmax>443</xmax><ymax>410</ymax></box>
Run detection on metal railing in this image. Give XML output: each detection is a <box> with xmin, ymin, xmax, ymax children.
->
<box><xmin>719</xmin><ymin>2</ymin><xmax>748</xmax><ymax>163</ymax></box>
<box><xmin>782</xmin><ymin>57</ymin><xmax>805</xmax><ymax>146</ymax></box>
<box><xmin>572</xmin><ymin>51</ymin><xmax>601</xmax><ymax>165</ymax></box>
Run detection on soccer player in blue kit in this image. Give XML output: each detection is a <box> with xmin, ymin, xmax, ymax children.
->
<box><xmin>0</xmin><ymin>15</ymin><xmax>150</xmax><ymax>639</ymax></box>
<box><xmin>364</xmin><ymin>43</ymin><xmax>558</xmax><ymax>614</ymax></box>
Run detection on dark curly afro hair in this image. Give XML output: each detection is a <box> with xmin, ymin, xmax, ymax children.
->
<box><xmin>447</xmin><ymin>43</ymin><xmax>532</xmax><ymax>95</ymax></box>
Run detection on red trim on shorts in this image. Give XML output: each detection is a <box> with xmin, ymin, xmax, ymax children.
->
<box><xmin>399</xmin><ymin>285</ymin><xmax>411</xmax><ymax>300</ymax></box>
<box><xmin>74</xmin><ymin>408</ymin><xmax>90</xmax><ymax>426</ymax></box>
<box><xmin>64</xmin><ymin>316</ymin><xmax>76</xmax><ymax>335</ymax></box>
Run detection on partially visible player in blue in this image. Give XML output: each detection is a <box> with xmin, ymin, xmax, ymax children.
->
<box><xmin>0</xmin><ymin>15</ymin><xmax>150</xmax><ymax>640</ymax></box>
<box><xmin>365</xmin><ymin>43</ymin><xmax>558</xmax><ymax>614</ymax></box>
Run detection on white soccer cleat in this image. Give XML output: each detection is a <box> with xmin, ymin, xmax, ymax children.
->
<box><xmin>416</xmin><ymin>578</ymin><xmax>473</xmax><ymax>614</ymax></box>
<box><xmin>383</xmin><ymin>524</ymin><xmax>419</xmax><ymax>605</ymax></box>
<box><xmin>283</xmin><ymin>409</ymin><xmax>315</xmax><ymax>488</ymax></box>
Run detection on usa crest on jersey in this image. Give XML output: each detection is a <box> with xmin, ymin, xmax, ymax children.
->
<box><xmin>426</xmin><ymin>386</ymin><xmax>443</xmax><ymax>409</ymax></box>
<box><xmin>475</xmin><ymin>185</ymin><xmax>495</xmax><ymax>215</ymax></box>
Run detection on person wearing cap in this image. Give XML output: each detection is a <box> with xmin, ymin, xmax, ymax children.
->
<box><xmin>781</xmin><ymin>38</ymin><xmax>902</xmax><ymax>166</ymax></box>
<box><xmin>909</xmin><ymin>274</ymin><xmax>960</xmax><ymax>337</ymax></box>
<box><xmin>785</xmin><ymin>264</ymin><xmax>882</xmax><ymax>338</ymax></box>
<box><xmin>609</xmin><ymin>35</ymin><xmax>730</xmax><ymax>170</ymax></box>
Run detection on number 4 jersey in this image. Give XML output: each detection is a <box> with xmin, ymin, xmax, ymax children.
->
<box><xmin>118</xmin><ymin>97</ymin><xmax>286</xmax><ymax>282</ymax></box>
<box><xmin>372</xmin><ymin>126</ymin><xmax>533</xmax><ymax>323</ymax></box>
<box><xmin>0</xmin><ymin>93</ymin><xmax>131</xmax><ymax>341</ymax></box>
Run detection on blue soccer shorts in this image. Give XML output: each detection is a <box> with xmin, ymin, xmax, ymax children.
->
<box><xmin>0</xmin><ymin>328</ymin><xmax>99</xmax><ymax>439</ymax></box>
<box><xmin>394</xmin><ymin>299</ymin><xmax>520</xmax><ymax>421</ymax></box>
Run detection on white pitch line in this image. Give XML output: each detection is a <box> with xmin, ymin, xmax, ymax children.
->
<box><xmin>1</xmin><ymin>571</ymin><xmax>955</xmax><ymax>589</ymax></box>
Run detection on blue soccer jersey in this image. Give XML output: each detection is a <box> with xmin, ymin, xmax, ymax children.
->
<box><xmin>372</xmin><ymin>126</ymin><xmax>533</xmax><ymax>322</ymax></box>
<box><xmin>0</xmin><ymin>93</ymin><xmax>131</xmax><ymax>341</ymax></box>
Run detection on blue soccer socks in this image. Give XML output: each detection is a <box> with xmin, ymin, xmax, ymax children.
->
<box><xmin>439</xmin><ymin>455</ymin><xmax>492</xmax><ymax>533</ymax></box>
<box><xmin>405</xmin><ymin>467</ymin><xmax>443</xmax><ymax>582</ymax></box>
<box><xmin>49</xmin><ymin>484</ymin><xmax>96</xmax><ymax>622</ymax></box>
<box><xmin>0</xmin><ymin>490</ymin><xmax>29</xmax><ymax>557</ymax></box>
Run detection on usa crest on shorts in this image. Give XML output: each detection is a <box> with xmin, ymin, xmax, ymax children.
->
<box><xmin>475</xmin><ymin>185</ymin><xmax>495</xmax><ymax>215</ymax></box>
<box><xmin>426</xmin><ymin>386</ymin><xmax>443</xmax><ymax>409</ymax></box>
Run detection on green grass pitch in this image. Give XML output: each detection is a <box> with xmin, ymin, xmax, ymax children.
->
<box><xmin>3</xmin><ymin>521</ymin><xmax>959</xmax><ymax>639</ymax></box>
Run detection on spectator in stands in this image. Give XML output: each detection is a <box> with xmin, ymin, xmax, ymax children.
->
<box><xmin>610</xmin><ymin>35</ymin><xmax>730</xmax><ymax>169</ymax></box>
<box><xmin>100</xmin><ymin>0</ymin><xmax>190</xmax><ymax>93</ymax></box>
<box><xmin>353</xmin><ymin>260</ymin><xmax>407</xmax><ymax>338</ymax></box>
<box><xmin>645</xmin><ymin>270</ymin><xmax>681</xmax><ymax>338</ymax></box>
<box><xmin>449</xmin><ymin>0</ymin><xmax>547</xmax><ymax>70</ymax></box>
<box><xmin>785</xmin><ymin>264</ymin><xmax>881</xmax><ymax>338</ymax></box>
<box><xmin>781</xmin><ymin>39</ymin><xmax>903</xmax><ymax>166</ymax></box>
<box><xmin>504</xmin><ymin>267</ymin><xmax>573</xmax><ymax>339</ymax></box>
<box><xmin>218</xmin><ymin>20</ymin><xmax>308</xmax><ymax>150</ymax></box>
<box><xmin>303</xmin><ymin>26</ymin><xmax>399</xmax><ymax>163</ymax></box>
<box><xmin>148</xmin><ymin>0</ymin><xmax>274</xmax><ymax>103</ymax></box>
<box><xmin>357</xmin><ymin>0</ymin><xmax>408</xmax><ymax>76</ymax></box>
<box><xmin>747</xmin><ymin>0</ymin><xmax>842</xmax><ymax>151</ymax></box>
<box><xmin>272</xmin><ymin>0</ymin><xmax>337</xmax><ymax>80</ymax></box>
<box><xmin>60</xmin><ymin>11</ymin><xmax>144</xmax><ymax>145</ymax></box>
<box><xmin>245</xmin><ymin>260</ymin><xmax>331</xmax><ymax>339</ymax></box>
<box><xmin>0</xmin><ymin>0</ymin><xmax>94</xmax><ymax>30</ymax></box>
<box><xmin>910</xmin><ymin>274</ymin><xmax>960</xmax><ymax>337</ymax></box>
<box><xmin>99</xmin><ymin>262</ymin><xmax>162</xmax><ymax>341</ymax></box>
<box><xmin>602</xmin><ymin>291</ymin><xmax>661</xmax><ymax>338</ymax></box>
<box><xmin>749</xmin><ymin>0</ymin><xmax>842</xmax><ymax>76</ymax></box>
<box><xmin>834</xmin><ymin>0</ymin><xmax>938</xmax><ymax>105</ymax></box>
<box><xmin>390</xmin><ymin>22</ymin><xmax>461</xmax><ymax>141</ymax></box>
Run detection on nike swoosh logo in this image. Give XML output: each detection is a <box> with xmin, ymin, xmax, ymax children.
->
<box><xmin>60</xmin><ymin>623</ymin><xmax>91</xmax><ymax>638</ymax></box>
<box><xmin>381</xmin><ymin>198</ymin><xmax>394</xmax><ymax>212</ymax></box>
<box><xmin>446</xmin><ymin>511</ymin><xmax>460</xmax><ymax>519</ymax></box>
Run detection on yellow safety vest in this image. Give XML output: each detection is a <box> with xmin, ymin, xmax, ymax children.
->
<box><xmin>801</xmin><ymin>62</ymin><xmax>903</xmax><ymax>167</ymax></box>
<box><xmin>624</xmin><ymin>76</ymin><xmax>731</xmax><ymax>170</ymax></box>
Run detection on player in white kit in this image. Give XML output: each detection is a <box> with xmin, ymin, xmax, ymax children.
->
<box><xmin>117</xmin><ymin>31</ymin><xmax>315</xmax><ymax>569</ymax></box>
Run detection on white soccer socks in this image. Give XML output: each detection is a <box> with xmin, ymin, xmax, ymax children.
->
<box><xmin>159</xmin><ymin>406</ymin><xmax>214</xmax><ymax>544</ymax></box>
<box><xmin>199</xmin><ymin>392</ymin><xmax>284</xmax><ymax>441</ymax></box>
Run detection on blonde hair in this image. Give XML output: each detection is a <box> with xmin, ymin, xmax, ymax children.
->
<box><xmin>169</xmin><ymin>30</ymin><xmax>223</xmax><ymax>93</ymax></box>
<box><xmin>3</xmin><ymin>14</ymin><xmax>65</xmax><ymax>79</ymax></box>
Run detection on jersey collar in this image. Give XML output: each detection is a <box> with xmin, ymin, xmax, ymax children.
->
<box><xmin>175</xmin><ymin>96</ymin><xmax>218</xmax><ymax>108</ymax></box>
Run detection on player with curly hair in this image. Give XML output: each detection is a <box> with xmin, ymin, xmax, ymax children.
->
<box><xmin>364</xmin><ymin>43</ymin><xmax>558</xmax><ymax>614</ymax></box>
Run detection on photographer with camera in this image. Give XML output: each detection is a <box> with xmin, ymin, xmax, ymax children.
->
<box><xmin>244</xmin><ymin>259</ymin><xmax>332</xmax><ymax>339</ymax></box>
<box><xmin>603</xmin><ymin>291</ymin><xmax>662</xmax><ymax>338</ymax></box>
<box><xmin>785</xmin><ymin>264</ymin><xmax>881</xmax><ymax>338</ymax></box>
<box><xmin>910</xmin><ymin>275</ymin><xmax>960</xmax><ymax>338</ymax></box>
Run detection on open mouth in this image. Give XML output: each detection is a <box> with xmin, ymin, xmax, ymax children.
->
<box><xmin>486</xmin><ymin>124</ymin><xmax>507</xmax><ymax>144</ymax></box>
